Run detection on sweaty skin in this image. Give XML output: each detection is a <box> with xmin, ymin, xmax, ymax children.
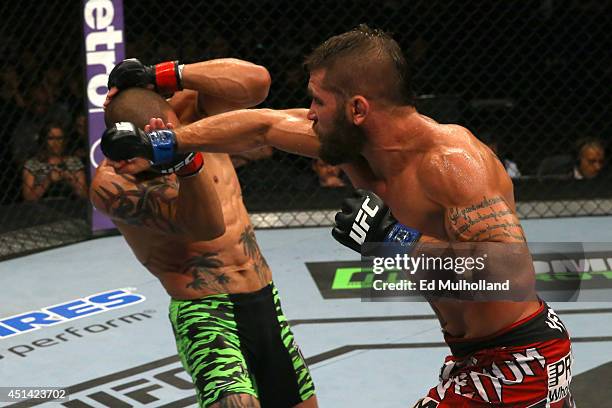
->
<box><xmin>91</xmin><ymin>60</ymin><xmax>274</xmax><ymax>300</ymax></box>
<box><xmin>165</xmin><ymin>108</ymin><xmax>540</xmax><ymax>337</ymax></box>
<box><xmin>94</xmin><ymin>152</ymin><xmax>270</xmax><ymax>299</ymax></box>
<box><xmin>307</xmin><ymin>70</ymin><xmax>540</xmax><ymax>339</ymax></box>
<box><xmin>159</xmin><ymin>96</ymin><xmax>539</xmax><ymax>339</ymax></box>
<box><xmin>149</xmin><ymin>68</ymin><xmax>541</xmax><ymax>340</ymax></box>
<box><xmin>97</xmin><ymin>64</ymin><xmax>540</xmax><ymax>340</ymax></box>
<box><xmin>92</xmin><ymin>60</ymin><xmax>320</xmax><ymax>408</ymax></box>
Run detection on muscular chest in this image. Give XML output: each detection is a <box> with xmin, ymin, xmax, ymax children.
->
<box><xmin>379</xmin><ymin>172</ymin><xmax>447</xmax><ymax>239</ymax></box>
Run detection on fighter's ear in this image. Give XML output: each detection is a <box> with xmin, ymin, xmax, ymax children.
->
<box><xmin>347</xmin><ymin>95</ymin><xmax>369</xmax><ymax>126</ymax></box>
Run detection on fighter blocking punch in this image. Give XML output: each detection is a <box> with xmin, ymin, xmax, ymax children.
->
<box><xmin>94</xmin><ymin>55</ymin><xmax>317</xmax><ymax>408</ymax></box>
<box><xmin>104</xmin><ymin>58</ymin><xmax>204</xmax><ymax>177</ymax></box>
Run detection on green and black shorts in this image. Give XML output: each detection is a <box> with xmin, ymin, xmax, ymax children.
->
<box><xmin>169</xmin><ymin>282</ymin><xmax>315</xmax><ymax>407</ymax></box>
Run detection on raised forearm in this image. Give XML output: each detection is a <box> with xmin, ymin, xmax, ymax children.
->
<box><xmin>174</xmin><ymin>108</ymin><xmax>320</xmax><ymax>158</ymax></box>
<box><xmin>182</xmin><ymin>59</ymin><xmax>270</xmax><ymax>106</ymax></box>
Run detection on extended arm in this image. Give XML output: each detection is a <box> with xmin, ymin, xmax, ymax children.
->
<box><xmin>101</xmin><ymin>108</ymin><xmax>321</xmax><ymax>165</ymax></box>
<box><xmin>175</xmin><ymin>108</ymin><xmax>319</xmax><ymax>157</ymax></box>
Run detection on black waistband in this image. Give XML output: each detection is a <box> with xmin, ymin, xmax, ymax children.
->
<box><xmin>228</xmin><ymin>282</ymin><xmax>274</xmax><ymax>304</ymax></box>
<box><xmin>445</xmin><ymin>302</ymin><xmax>569</xmax><ymax>357</ymax></box>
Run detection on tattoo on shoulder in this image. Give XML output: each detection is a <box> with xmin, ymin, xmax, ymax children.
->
<box><xmin>182</xmin><ymin>251</ymin><xmax>229</xmax><ymax>292</ymax></box>
<box><xmin>447</xmin><ymin>195</ymin><xmax>526</xmax><ymax>242</ymax></box>
<box><xmin>94</xmin><ymin>174</ymin><xmax>181</xmax><ymax>233</ymax></box>
<box><xmin>239</xmin><ymin>225</ymin><xmax>270</xmax><ymax>286</ymax></box>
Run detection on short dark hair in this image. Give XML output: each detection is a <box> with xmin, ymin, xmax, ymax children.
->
<box><xmin>305</xmin><ymin>24</ymin><xmax>414</xmax><ymax>106</ymax></box>
<box><xmin>104</xmin><ymin>87</ymin><xmax>173</xmax><ymax>129</ymax></box>
<box><xmin>37</xmin><ymin>121</ymin><xmax>65</xmax><ymax>160</ymax></box>
<box><xmin>576</xmin><ymin>137</ymin><xmax>605</xmax><ymax>158</ymax></box>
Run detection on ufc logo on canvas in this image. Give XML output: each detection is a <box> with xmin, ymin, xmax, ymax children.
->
<box><xmin>348</xmin><ymin>197</ymin><xmax>379</xmax><ymax>245</ymax></box>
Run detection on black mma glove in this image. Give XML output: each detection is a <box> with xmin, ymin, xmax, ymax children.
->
<box><xmin>332</xmin><ymin>189</ymin><xmax>422</xmax><ymax>254</ymax></box>
<box><xmin>107</xmin><ymin>58</ymin><xmax>183</xmax><ymax>97</ymax></box>
<box><xmin>101</xmin><ymin>122</ymin><xmax>177</xmax><ymax>164</ymax></box>
<box><xmin>101</xmin><ymin>122</ymin><xmax>203</xmax><ymax>176</ymax></box>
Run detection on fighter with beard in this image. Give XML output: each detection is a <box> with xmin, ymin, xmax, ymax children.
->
<box><xmin>101</xmin><ymin>25</ymin><xmax>574</xmax><ymax>408</ymax></box>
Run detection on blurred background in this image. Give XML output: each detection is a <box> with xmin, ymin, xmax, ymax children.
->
<box><xmin>0</xmin><ymin>0</ymin><xmax>610</xmax><ymax>259</ymax></box>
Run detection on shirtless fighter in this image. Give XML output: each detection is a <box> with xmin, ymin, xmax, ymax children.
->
<box><xmin>91</xmin><ymin>58</ymin><xmax>316</xmax><ymax>408</ymax></box>
<box><xmin>99</xmin><ymin>26</ymin><xmax>574</xmax><ymax>407</ymax></box>
<box><xmin>306</xmin><ymin>26</ymin><xmax>575</xmax><ymax>408</ymax></box>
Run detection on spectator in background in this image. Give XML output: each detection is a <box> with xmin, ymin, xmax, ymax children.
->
<box><xmin>0</xmin><ymin>66</ymin><xmax>26</xmax><ymax>119</ymax></box>
<box><xmin>22</xmin><ymin>122</ymin><xmax>87</xmax><ymax>202</ymax></box>
<box><xmin>63</xmin><ymin>76</ymin><xmax>85</xmax><ymax>112</ymax></box>
<box><xmin>11</xmin><ymin>85</ymin><xmax>71</xmax><ymax>165</ymax></box>
<box><xmin>480</xmin><ymin>131</ymin><xmax>521</xmax><ymax>178</ymax></box>
<box><xmin>312</xmin><ymin>159</ymin><xmax>346</xmax><ymax>188</ymax></box>
<box><xmin>574</xmin><ymin>138</ymin><xmax>605</xmax><ymax>179</ymax></box>
<box><xmin>41</xmin><ymin>67</ymin><xmax>63</xmax><ymax>103</ymax></box>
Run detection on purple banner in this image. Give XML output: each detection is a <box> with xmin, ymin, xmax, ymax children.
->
<box><xmin>82</xmin><ymin>0</ymin><xmax>125</xmax><ymax>232</ymax></box>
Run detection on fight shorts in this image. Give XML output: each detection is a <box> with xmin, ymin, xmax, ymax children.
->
<box><xmin>413</xmin><ymin>302</ymin><xmax>575</xmax><ymax>408</ymax></box>
<box><xmin>169</xmin><ymin>282</ymin><xmax>315</xmax><ymax>407</ymax></box>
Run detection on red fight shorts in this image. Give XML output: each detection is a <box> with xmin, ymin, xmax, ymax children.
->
<box><xmin>413</xmin><ymin>302</ymin><xmax>575</xmax><ymax>408</ymax></box>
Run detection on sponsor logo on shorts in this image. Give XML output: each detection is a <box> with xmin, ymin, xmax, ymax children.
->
<box><xmin>435</xmin><ymin>347</ymin><xmax>547</xmax><ymax>404</ymax></box>
<box><xmin>0</xmin><ymin>289</ymin><xmax>145</xmax><ymax>339</ymax></box>
<box><xmin>547</xmin><ymin>350</ymin><xmax>573</xmax><ymax>402</ymax></box>
<box><xmin>545</xmin><ymin>308</ymin><xmax>567</xmax><ymax>333</ymax></box>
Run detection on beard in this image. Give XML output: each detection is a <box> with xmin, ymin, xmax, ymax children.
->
<box><xmin>315</xmin><ymin>108</ymin><xmax>366</xmax><ymax>165</ymax></box>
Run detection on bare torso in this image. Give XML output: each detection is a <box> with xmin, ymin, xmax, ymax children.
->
<box><xmin>96</xmin><ymin>92</ymin><xmax>271</xmax><ymax>300</ymax></box>
<box><xmin>117</xmin><ymin>152</ymin><xmax>271</xmax><ymax>299</ymax></box>
<box><xmin>352</xmin><ymin>117</ymin><xmax>540</xmax><ymax>338</ymax></box>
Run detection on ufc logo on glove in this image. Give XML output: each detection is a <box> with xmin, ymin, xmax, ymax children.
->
<box><xmin>349</xmin><ymin>197</ymin><xmax>380</xmax><ymax>245</ymax></box>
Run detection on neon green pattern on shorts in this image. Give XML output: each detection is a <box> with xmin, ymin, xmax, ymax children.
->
<box><xmin>169</xmin><ymin>295</ymin><xmax>257</xmax><ymax>407</ymax></box>
<box><xmin>271</xmin><ymin>285</ymin><xmax>316</xmax><ymax>401</ymax></box>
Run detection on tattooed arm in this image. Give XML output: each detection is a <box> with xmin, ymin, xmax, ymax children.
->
<box><xmin>90</xmin><ymin>160</ymin><xmax>225</xmax><ymax>240</ymax></box>
<box><xmin>419</xmin><ymin>149</ymin><xmax>525</xmax><ymax>243</ymax></box>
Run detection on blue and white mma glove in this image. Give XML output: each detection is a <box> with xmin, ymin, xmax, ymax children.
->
<box><xmin>332</xmin><ymin>189</ymin><xmax>422</xmax><ymax>254</ymax></box>
<box><xmin>101</xmin><ymin>121</ymin><xmax>177</xmax><ymax>164</ymax></box>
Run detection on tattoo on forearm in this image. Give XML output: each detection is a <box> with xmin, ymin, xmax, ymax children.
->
<box><xmin>239</xmin><ymin>225</ymin><xmax>270</xmax><ymax>285</ymax></box>
<box><xmin>448</xmin><ymin>196</ymin><xmax>526</xmax><ymax>242</ymax></box>
<box><xmin>94</xmin><ymin>174</ymin><xmax>181</xmax><ymax>233</ymax></box>
<box><xmin>182</xmin><ymin>251</ymin><xmax>229</xmax><ymax>292</ymax></box>
<box><xmin>217</xmin><ymin>394</ymin><xmax>260</xmax><ymax>408</ymax></box>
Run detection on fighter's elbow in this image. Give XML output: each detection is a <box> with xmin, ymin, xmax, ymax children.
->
<box><xmin>245</xmin><ymin>66</ymin><xmax>271</xmax><ymax>106</ymax></box>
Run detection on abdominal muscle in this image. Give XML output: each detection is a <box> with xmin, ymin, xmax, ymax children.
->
<box><xmin>119</xmin><ymin>154</ymin><xmax>272</xmax><ymax>300</ymax></box>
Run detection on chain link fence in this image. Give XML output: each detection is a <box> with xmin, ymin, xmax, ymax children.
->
<box><xmin>1</xmin><ymin>0</ymin><xmax>611</xmax><ymax>257</ymax></box>
<box><xmin>0</xmin><ymin>0</ymin><xmax>89</xmax><ymax>259</ymax></box>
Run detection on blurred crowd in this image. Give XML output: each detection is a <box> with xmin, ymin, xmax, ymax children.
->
<box><xmin>0</xmin><ymin>11</ymin><xmax>609</xmax><ymax>208</ymax></box>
